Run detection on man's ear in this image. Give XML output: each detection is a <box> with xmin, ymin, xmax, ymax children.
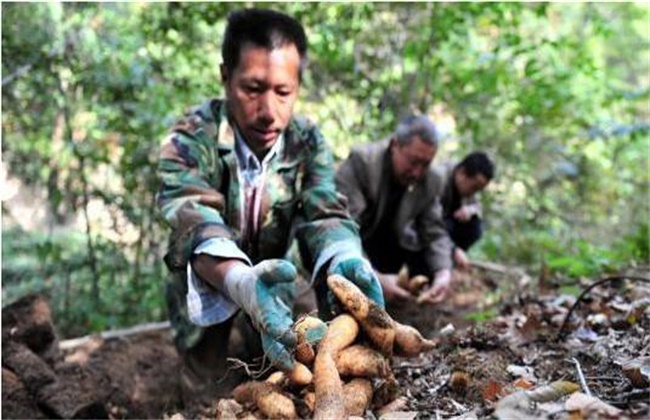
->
<box><xmin>220</xmin><ymin>64</ymin><xmax>228</xmax><ymax>85</ymax></box>
<box><xmin>389</xmin><ymin>137</ymin><xmax>398</xmax><ymax>151</ymax></box>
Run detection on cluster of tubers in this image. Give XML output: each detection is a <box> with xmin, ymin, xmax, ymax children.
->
<box><xmin>232</xmin><ymin>274</ymin><xmax>436</xmax><ymax>419</ymax></box>
<box><xmin>396</xmin><ymin>267</ymin><xmax>431</xmax><ymax>304</ymax></box>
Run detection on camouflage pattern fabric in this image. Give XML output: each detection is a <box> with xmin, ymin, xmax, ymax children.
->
<box><xmin>156</xmin><ymin>98</ymin><xmax>362</xmax><ymax>350</ymax></box>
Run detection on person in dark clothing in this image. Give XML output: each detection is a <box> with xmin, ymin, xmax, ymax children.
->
<box><xmin>437</xmin><ymin>151</ymin><xmax>495</xmax><ymax>269</ymax></box>
<box><xmin>335</xmin><ymin>116</ymin><xmax>455</xmax><ymax>304</ymax></box>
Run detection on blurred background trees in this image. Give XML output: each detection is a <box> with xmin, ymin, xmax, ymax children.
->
<box><xmin>2</xmin><ymin>2</ymin><xmax>648</xmax><ymax>337</ymax></box>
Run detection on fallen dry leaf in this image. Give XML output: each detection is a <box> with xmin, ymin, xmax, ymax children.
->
<box><xmin>525</xmin><ymin>380</ymin><xmax>580</xmax><ymax>403</ymax></box>
<box><xmin>492</xmin><ymin>390</ymin><xmax>530</xmax><ymax>419</ymax></box>
<box><xmin>448</xmin><ymin>410</ymin><xmax>480</xmax><ymax>420</ymax></box>
<box><xmin>512</xmin><ymin>378</ymin><xmax>535</xmax><ymax>390</ymax></box>
<box><xmin>619</xmin><ymin>356</ymin><xmax>650</xmax><ymax>388</ymax></box>
<box><xmin>565</xmin><ymin>392</ymin><xmax>621</xmax><ymax>417</ymax></box>
<box><xmin>506</xmin><ymin>364</ymin><xmax>537</xmax><ymax>383</ymax></box>
<box><xmin>481</xmin><ymin>379</ymin><xmax>504</xmax><ymax>402</ymax></box>
<box><xmin>378</xmin><ymin>411</ymin><xmax>418</xmax><ymax>420</ymax></box>
<box><xmin>376</xmin><ymin>396</ymin><xmax>409</xmax><ymax>417</ymax></box>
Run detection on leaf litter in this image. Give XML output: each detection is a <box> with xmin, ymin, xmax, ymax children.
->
<box><xmin>387</xmin><ymin>266</ymin><xmax>650</xmax><ymax>420</ymax></box>
<box><xmin>4</xmin><ymin>265</ymin><xmax>648</xmax><ymax>419</ymax></box>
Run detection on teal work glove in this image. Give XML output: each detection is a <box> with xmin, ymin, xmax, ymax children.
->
<box><xmin>328</xmin><ymin>257</ymin><xmax>385</xmax><ymax>308</ymax></box>
<box><xmin>223</xmin><ymin>259</ymin><xmax>297</xmax><ymax>371</ymax></box>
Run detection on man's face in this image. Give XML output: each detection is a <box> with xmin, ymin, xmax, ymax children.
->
<box><xmin>454</xmin><ymin>167</ymin><xmax>489</xmax><ymax>197</ymax></box>
<box><xmin>222</xmin><ymin>42</ymin><xmax>300</xmax><ymax>157</ymax></box>
<box><xmin>390</xmin><ymin>136</ymin><xmax>437</xmax><ymax>187</ymax></box>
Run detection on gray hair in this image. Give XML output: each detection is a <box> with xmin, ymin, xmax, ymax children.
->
<box><xmin>394</xmin><ymin>115</ymin><xmax>439</xmax><ymax>147</ymax></box>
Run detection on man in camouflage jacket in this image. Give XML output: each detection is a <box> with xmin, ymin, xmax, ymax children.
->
<box><xmin>156</xmin><ymin>9</ymin><xmax>382</xmax><ymax>402</ymax></box>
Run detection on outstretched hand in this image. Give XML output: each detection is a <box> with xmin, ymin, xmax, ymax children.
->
<box><xmin>378</xmin><ymin>272</ymin><xmax>413</xmax><ymax>302</ymax></box>
<box><xmin>224</xmin><ymin>259</ymin><xmax>298</xmax><ymax>370</ymax></box>
<box><xmin>417</xmin><ymin>269</ymin><xmax>451</xmax><ymax>305</ymax></box>
<box><xmin>454</xmin><ymin>248</ymin><xmax>471</xmax><ymax>271</ymax></box>
<box><xmin>328</xmin><ymin>257</ymin><xmax>385</xmax><ymax>308</ymax></box>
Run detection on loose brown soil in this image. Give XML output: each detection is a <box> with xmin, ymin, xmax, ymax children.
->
<box><xmin>3</xmin><ymin>268</ymin><xmax>649</xmax><ymax>419</ymax></box>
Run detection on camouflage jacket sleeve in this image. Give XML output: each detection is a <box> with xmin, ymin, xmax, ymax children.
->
<box><xmin>156</xmin><ymin>111</ymin><xmax>240</xmax><ymax>272</ymax></box>
<box><xmin>293</xmin><ymin>123</ymin><xmax>364</xmax><ymax>282</ymax></box>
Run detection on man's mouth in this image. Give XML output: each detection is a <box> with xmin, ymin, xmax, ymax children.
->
<box><xmin>251</xmin><ymin>127</ymin><xmax>279</xmax><ymax>142</ymax></box>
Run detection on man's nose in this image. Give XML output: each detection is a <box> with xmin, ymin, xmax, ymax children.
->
<box><xmin>257</xmin><ymin>93</ymin><xmax>275</xmax><ymax>124</ymax></box>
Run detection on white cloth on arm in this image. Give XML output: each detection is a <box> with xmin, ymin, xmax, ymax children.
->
<box><xmin>186</xmin><ymin>238</ymin><xmax>250</xmax><ymax>326</ymax></box>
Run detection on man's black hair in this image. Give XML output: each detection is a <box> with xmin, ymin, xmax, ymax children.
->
<box><xmin>222</xmin><ymin>9</ymin><xmax>308</xmax><ymax>79</ymax></box>
<box><xmin>458</xmin><ymin>151</ymin><xmax>495</xmax><ymax>180</ymax></box>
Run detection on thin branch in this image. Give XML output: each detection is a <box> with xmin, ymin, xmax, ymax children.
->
<box><xmin>569</xmin><ymin>357</ymin><xmax>592</xmax><ymax>397</ymax></box>
<box><xmin>471</xmin><ymin>260</ymin><xmax>527</xmax><ymax>276</ymax></box>
<box><xmin>59</xmin><ymin>321</ymin><xmax>171</xmax><ymax>350</ymax></box>
<box><xmin>393</xmin><ymin>362</ymin><xmax>432</xmax><ymax>370</ymax></box>
<box><xmin>51</xmin><ymin>40</ymin><xmax>101</xmax><ymax>305</ymax></box>
<box><xmin>77</xmin><ymin>154</ymin><xmax>101</xmax><ymax>304</ymax></box>
<box><xmin>556</xmin><ymin>276</ymin><xmax>650</xmax><ymax>340</ymax></box>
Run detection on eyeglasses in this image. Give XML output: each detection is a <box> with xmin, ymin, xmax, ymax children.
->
<box><xmin>398</xmin><ymin>148</ymin><xmax>432</xmax><ymax>169</ymax></box>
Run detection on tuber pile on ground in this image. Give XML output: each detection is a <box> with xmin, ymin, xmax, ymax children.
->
<box><xmin>231</xmin><ymin>274</ymin><xmax>436</xmax><ymax>419</ymax></box>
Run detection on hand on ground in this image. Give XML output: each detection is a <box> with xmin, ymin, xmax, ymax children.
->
<box><xmin>378</xmin><ymin>272</ymin><xmax>413</xmax><ymax>302</ymax></box>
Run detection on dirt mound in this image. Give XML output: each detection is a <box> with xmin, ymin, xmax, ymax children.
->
<box><xmin>2</xmin><ymin>294</ymin><xmax>181</xmax><ymax>419</ymax></box>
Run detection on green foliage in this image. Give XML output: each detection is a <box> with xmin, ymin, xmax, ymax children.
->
<box><xmin>464</xmin><ymin>308</ymin><xmax>499</xmax><ymax>323</ymax></box>
<box><xmin>2</xmin><ymin>2</ymin><xmax>648</xmax><ymax>337</ymax></box>
<box><xmin>2</xmin><ymin>227</ymin><xmax>166</xmax><ymax>338</ymax></box>
<box><xmin>558</xmin><ymin>284</ymin><xmax>582</xmax><ymax>297</ymax></box>
<box><xmin>476</xmin><ymin>222</ymin><xmax>649</xmax><ymax>279</ymax></box>
<box><xmin>547</xmin><ymin>240</ymin><xmax>625</xmax><ymax>279</ymax></box>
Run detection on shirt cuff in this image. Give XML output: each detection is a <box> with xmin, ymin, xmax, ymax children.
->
<box><xmin>194</xmin><ymin>237</ymin><xmax>252</xmax><ymax>265</ymax></box>
<box><xmin>311</xmin><ymin>240</ymin><xmax>363</xmax><ymax>284</ymax></box>
<box><xmin>185</xmin><ymin>238</ymin><xmax>251</xmax><ymax>326</ymax></box>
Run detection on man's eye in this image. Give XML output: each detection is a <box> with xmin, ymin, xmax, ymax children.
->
<box><xmin>244</xmin><ymin>85</ymin><xmax>262</xmax><ymax>94</ymax></box>
<box><xmin>276</xmin><ymin>89</ymin><xmax>293</xmax><ymax>97</ymax></box>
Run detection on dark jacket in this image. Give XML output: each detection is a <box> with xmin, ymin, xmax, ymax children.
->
<box><xmin>437</xmin><ymin>161</ymin><xmax>483</xmax><ymax>219</ymax></box>
<box><xmin>335</xmin><ymin>139</ymin><xmax>453</xmax><ymax>274</ymax></box>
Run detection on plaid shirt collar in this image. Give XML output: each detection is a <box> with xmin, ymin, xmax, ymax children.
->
<box><xmin>233</xmin><ymin>127</ymin><xmax>283</xmax><ymax>185</ymax></box>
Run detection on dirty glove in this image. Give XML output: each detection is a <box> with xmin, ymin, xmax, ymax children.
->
<box><xmin>223</xmin><ymin>259</ymin><xmax>297</xmax><ymax>370</ymax></box>
<box><xmin>328</xmin><ymin>257</ymin><xmax>385</xmax><ymax>308</ymax></box>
